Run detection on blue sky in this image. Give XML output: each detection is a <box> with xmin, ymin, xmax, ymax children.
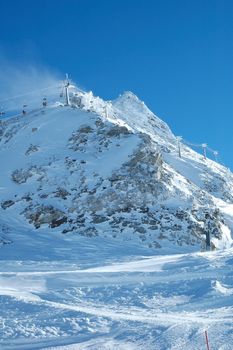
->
<box><xmin>0</xmin><ymin>0</ymin><xmax>233</xmax><ymax>168</ymax></box>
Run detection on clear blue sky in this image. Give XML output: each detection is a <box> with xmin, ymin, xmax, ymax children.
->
<box><xmin>1</xmin><ymin>0</ymin><xmax>233</xmax><ymax>168</ymax></box>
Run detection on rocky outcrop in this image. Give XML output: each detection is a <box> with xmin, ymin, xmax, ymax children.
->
<box><xmin>1</xmin><ymin>200</ymin><xmax>15</xmax><ymax>210</ymax></box>
<box><xmin>11</xmin><ymin>166</ymin><xmax>45</xmax><ymax>184</ymax></box>
<box><xmin>23</xmin><ymin>205</ymin><xmax>67</xmax><ymax>229</ymax></box>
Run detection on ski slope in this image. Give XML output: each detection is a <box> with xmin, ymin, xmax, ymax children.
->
<box><xmin>0</xmin><ymin>237</ymin><xmax>233</xmax><ymax>349</ymax></box>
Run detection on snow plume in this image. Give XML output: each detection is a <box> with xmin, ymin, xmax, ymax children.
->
<box><xmin>0</xmin><ymin>57</ymin><xmax>61</xmax><ymax>111</ymax></box>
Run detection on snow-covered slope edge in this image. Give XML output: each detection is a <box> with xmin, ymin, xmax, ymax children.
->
<box><xmin>0</xmin><ymin>87</ymin><xmax>232</xmax><ymax>252</ymax></box>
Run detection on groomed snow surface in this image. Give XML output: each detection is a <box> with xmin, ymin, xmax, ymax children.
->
<box><xmin>1</xmin><ymin>231</ymin><xmax>233</xmax><ymax>350</ymax></box>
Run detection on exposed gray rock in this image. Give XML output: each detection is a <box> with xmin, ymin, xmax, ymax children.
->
<box><xmin>53</xmin><ymin>187</ymin><xmax>70</xmax><ymax>200</ymax></box>
<box><xmin>1</xmin><ymin>200</ymin><xmax>15</xmax><ymax>210</ymax></box>
<box><xmin>24</xmin><ymin>205</ymin><xmax>66</xmax><ymax>229</ymax></box>
<box><xmin>25</xmin><ymin>144</ymin><xmax>39</xmax><ymax>156</ymax></box>
<box><xmin>106</xmin><ymin>125</ymin><xmax>131</xmax><ymax>137</ymax></box>
<box><xmin>12</xmin><ymin>166</ymin><xmax>44</xmax><ymax>184</ymax></box>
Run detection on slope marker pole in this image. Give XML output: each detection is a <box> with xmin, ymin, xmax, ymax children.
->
<box><xmin>205</xmin><ymin>330</ymin><xmax>210</xmax><ymax>350</ymax></box>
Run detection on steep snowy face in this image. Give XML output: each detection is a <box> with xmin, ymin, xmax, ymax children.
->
<box><xmin>0</xmin><ymin>87</ymin><xmax>232</xmax><ymax>251</ymax></box>
<box><xmin>112</xmin><ymin>91</ymin><xmax>174</xmax><ymax>143</ymax></box>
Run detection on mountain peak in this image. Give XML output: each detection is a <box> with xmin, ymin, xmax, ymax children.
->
<box><xmin>117</xmin><ymin>90</ymin><xmax>140</xmax><ymax>101</ymax></box>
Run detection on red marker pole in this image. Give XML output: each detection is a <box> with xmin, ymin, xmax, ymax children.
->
<box><xmin>205</xmin><ymin>330</ymin><xmax>210</xmax><ymax>350</ymax></box>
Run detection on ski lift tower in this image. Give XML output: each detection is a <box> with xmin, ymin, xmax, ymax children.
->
<box><xmin>177</xmin><ymin>136</ymin><xmax>182</xmax><ymax>158</ymax></box>
<box><xmin>202</xmin><ymin>143</ymin><xmax>207</xmax><ymax>160</ymax></box>
<box><xmin>64</xmin><ymin>74</ymin><xmax>71</xmax><ymax>106</ymax></box>
<box><xmin>213</xmin><ymin>151</ymin><xmax>218</xmax><ymax>162</ymax></box>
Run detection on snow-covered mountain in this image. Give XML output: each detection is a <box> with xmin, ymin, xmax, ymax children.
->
<box><xmin>1</xmin><ymin>83</ymin><xmax>233</xmax><ymax>350</ymax></box>
<box><xmin>0</xmin><ymin>86</ymin><xmax>233</xmax><ymax>252</ymax></box>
